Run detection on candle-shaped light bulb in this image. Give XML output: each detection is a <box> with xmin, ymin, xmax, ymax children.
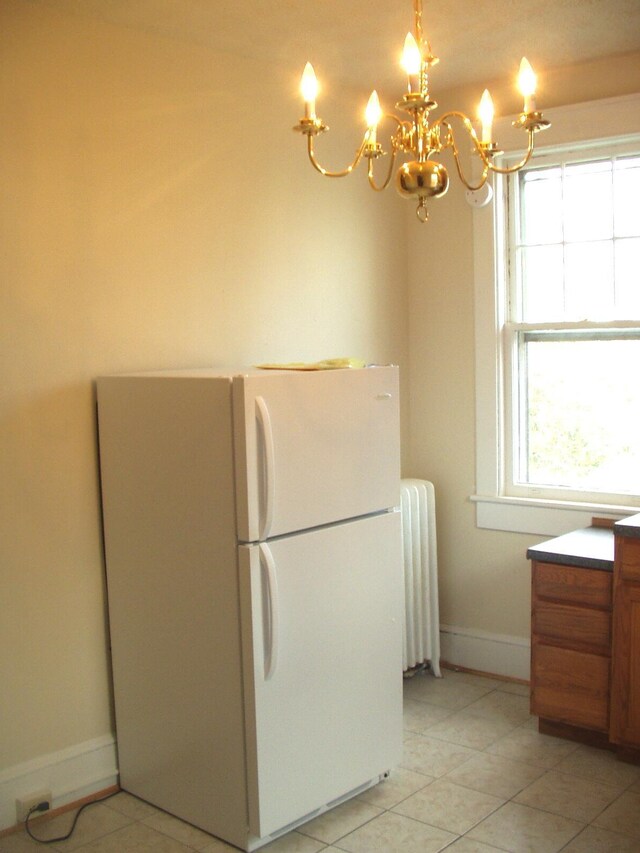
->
<box><xmin>518</xmin><ymin>57</ymin><xmax>537</xmax><ymax>113</ymax></box>
<box><xmin>365</xmin><ymin>90</ymin><xmax>382</xmax><ymax>147</ymax></box>
<box><xmin>478</xmin><ymin>89</ymin><xmax>494</xmax><ymax>144</ymax></box>
<box><xmin>401</xmin><ymin>32</ymin><xmax>422</xmax><ymax>88</ymax></box>
<box><xmin>300</xmin><ymin>61</ymin><xmax>319</xmax><ymax>119</ymax></box>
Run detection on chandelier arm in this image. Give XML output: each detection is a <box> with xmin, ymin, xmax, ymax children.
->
<box><xmin>435</xmin><ymin>111</ymin><xmax>486</xmax><ymax>159</ymax></box>
<box><xmin>437</xmin><ymin>119</ymin><xmax>490</xmax><ymax>192</ymax></box>
<box><xmin>306</xmin><ymin>133</ymin><xmax>368</xmax><ymax>178</ymax></box>
<box><xmin>436</xmin><ymin>110</ymin><xmax>537</xmax><ymax>174</ymax></box>
<box><xmin>367</xmin><ymin>147</ymin><xmax>398</xmax><ymax>192</ymax></box>
<box><xmin>486</xmin><ymin>132</ymin><xmax>535</xmax><ymax>174</ymax></box>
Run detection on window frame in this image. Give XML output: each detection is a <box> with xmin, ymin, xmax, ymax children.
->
<box><xmin>472</xmin><ymin>93</ymin><xmax>640</xmax><ymax>535</ymax></box>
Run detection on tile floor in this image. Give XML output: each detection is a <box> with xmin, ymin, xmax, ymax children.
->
<box><xmin>4</xmin><ymin>669</ymin><xmax>640</xmax><ymax>853</ymax></box>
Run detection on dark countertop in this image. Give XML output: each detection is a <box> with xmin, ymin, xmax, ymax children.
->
<box><xmin>614</xmin><ymin>512</ymin><xmax>640</xmax><ymax>539</ymax></box>
<box><xmin>527</xmin><ymin>526</ymin><xmax>614</xmax><ymax>572</ymax></box>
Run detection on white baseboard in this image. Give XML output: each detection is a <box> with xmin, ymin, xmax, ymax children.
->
<box><xmin>0</xmin><ymin>734</ymin><xmax>118</xmax><ymax>832</ymax></box>
<box><xmin>440</xmin><ymin>624</ymin><xmax>531</xmax><ymax>681</ymax></box>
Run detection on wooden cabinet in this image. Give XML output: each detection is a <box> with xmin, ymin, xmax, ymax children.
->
<box><xmin>529</xmin><ymin>518</ymin><xmax>640</xmax><ymax>760</ymax></box>
<box><xmin>610</xmin><ymin>535</ymin><xmax>640</xmax><ymax>748</ymax></box>
<box><xmin>531</xmin><ymin>560</ymin><xmax>612</xmax><ymax>735</ymax></box>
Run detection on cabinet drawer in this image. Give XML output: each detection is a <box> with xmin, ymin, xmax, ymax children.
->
<box><xmin>533</xmin><ymin>562</ymin><xmax>612</xmax><ymax>608</ymax></box>
<box><xmin>617</xmin><ymin>537</ymin><xmax>640</xmax><ymax>583</ymax></box>
<box><xmin>531</xmin><ymin>643</ymin><xmax>610</xmax><ymax>732</ymax></box>
<box><xmin>533</xmin><ymin>601</ymin><xmax>611</xmax><ymax>654</ymax></box>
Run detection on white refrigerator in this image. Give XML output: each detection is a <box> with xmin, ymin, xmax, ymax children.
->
<box><xmin>97</xmin><ymin>365</ymin><xmax>403</xmax><ymax>851</ymax></box>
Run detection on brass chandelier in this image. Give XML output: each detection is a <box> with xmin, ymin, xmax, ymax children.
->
<box><xmin>293</xmin><ymin>0</ymin><xmax>550</xmax><ymax>222</ymax></box>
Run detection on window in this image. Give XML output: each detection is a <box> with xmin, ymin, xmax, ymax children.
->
<box><xmin>472</xmin><ymin>95</ymin><xmax>640</xmax><ymax>535</ymax></box>
<box><xmin>505</xmin><ymin>147</ymin><xmax>640</xmax><ymax>505</ymax></box>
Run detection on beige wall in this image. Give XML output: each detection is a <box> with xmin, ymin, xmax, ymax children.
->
<box><xmin>0</xmin><ymin>1</ymin><xmax>408</xmax><ymax>774</ymax></box>
<box><xmin>2</xmin><ymin>0</ymin><xmax>639</xmax><ymax>804</ymax></box>
<box><xmin>406</xmin><ymin>53</ymin><xmax>640</xmax><ymax>644</ymax></box>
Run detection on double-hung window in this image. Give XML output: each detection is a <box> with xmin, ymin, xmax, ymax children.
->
<box><xmin>473</xmin><ymin>96</ymin><xmax>640</xmax><ymax>535</ymax></box>
<box><xmin>506</xmin><ymin>144</ymin><xmax>640</xmax><ymax>503</ymax></box>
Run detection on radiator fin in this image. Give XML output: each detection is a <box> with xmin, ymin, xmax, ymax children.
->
<box><xmin>400</xmin><ymin>479</ymin><xmax>441</xmax><ymax>676</ymax></box>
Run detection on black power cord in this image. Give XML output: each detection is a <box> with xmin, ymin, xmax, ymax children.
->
<box><xmin>25</xmin><ymin>791</ymin><xmax>118</xmax><ymax>845</ymax></box>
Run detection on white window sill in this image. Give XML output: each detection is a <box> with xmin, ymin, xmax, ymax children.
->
<box><xmin>470</xmin><ymin>494</ymin><xmax>636</xmax><ymax>537</ymax></box>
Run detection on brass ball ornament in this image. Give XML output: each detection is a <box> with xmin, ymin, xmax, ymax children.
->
<box><xmin>395</xmin><ymin>160</ymin><xmax>449</xmax><ymax>200</ymax></box>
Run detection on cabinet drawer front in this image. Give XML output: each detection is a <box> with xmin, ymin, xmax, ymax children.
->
<box><xmin>618</xmin><ymin>537</ymin><xmax>640</xmax><ymax>583</ymax></box>
<box><xmin>533</xmin><ymin>602</ymin><xmax>611</xmax><ymax>654</ymax></box>
<box><xmin>534</xmin><ymin>562</ymin><xmax>612</xmax><ymax>608</ymax></box>
<box><xmin>531</xmin><ymin>643</ymin><xmax>610</xmax><ymax>732</ymax></box>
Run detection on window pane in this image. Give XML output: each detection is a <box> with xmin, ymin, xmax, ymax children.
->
<box><xmin>563</xmin><ymin>162</ymin><xmax>613</xmax><ymax>243</ymax></box>
<box><xmin>615</xmin><ymin>238</ymin><xmax>640</xmax><ymax>317</ymax></box>
<box><xmin>614</xmin><ymin>157</ymin><xmax>640</xmax><ymax>238</ymax></box>
<box><xmin>522</xmin><ymin>337</ymin><xmax>640</xmax><ymax>494</ymax></box>
<box><xmin>519</xmin><ymin>245</ymin><xmax>564</xmax><ymax>321</ymax></box>
<box><xmin>521</xmin><ymin>170</ymin><xmax>563</xmax><ymax>245</ymax></box>
<box><xmin>564</xmin><ymin>241</ymin><xmax>614</xmax><ymax>319</ymax></box>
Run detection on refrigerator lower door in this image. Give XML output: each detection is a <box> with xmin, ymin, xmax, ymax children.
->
<box><xmin>239</xmin><ymin>511</ymin><xmax>403</xmax><ymax>839</ymax></box>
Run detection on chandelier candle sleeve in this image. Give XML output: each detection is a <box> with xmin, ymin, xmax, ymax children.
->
<box><xmin>300</xmin><ymin>62</ymin><xmax>318</xmax><ymax>119</ymax></box>
<box><xmin>402</xmin><ymin>32</ymin><xmax>422</xmax><ymax>91</ymax></box>
<box><xmin>365</xmin><ymin>91</ymin><xmax>382</xmax><ymax>148</ymax></box>
<box><xmin>478</xmin><ymin>89</ymin><xmax>494</xmax><ymax>144</ymax></box>
<box><xmin>518</xmin><ymin>58</ymin><xmax>537</xmax><ymax>113</ymax></box>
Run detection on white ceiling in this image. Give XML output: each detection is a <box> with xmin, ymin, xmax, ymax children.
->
<box><xmin>32</xmin><ymin>0</ymin><xmax>640</xmax><ymax>93</ymax></box>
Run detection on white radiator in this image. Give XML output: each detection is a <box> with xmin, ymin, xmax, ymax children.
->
<box><xmin>400</xmin><ymin>479</ymin><xmax>441</xmax><ymax>676</ymax></box>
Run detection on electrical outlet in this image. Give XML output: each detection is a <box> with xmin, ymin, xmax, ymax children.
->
<box><xmin>16</xmin><ymin>790</ymin><xmax>51</xmax><ymax>823</ymax></box>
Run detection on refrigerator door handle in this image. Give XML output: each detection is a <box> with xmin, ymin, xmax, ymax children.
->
<box><xmin>259</xmin><ymin>543</ymin><xmax>279</xmax><ymax>680</ymax></box>
<box><xmin>255</xmin><ymin>396</ymin><xmax>276</xmax><ymax>541</ymax></box>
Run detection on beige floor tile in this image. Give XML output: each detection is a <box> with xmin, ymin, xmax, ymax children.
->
<box><xmin>554</xmin><ymin>745</ymin><xmax>640</xmax><ymax>789</ymax></box>
<box><xmin>297</xmin><ymin>799</ymin><xmax>382</xmax><ymax>845</ymax></box>
<box><xmin>463</xmin><ymin>691</ymin><xmax>533</xmax><ymax>726</ymax></box>
<box><xmin>103</xmin><ymin>792</ymin><xmax>159</xmax><ymax>821</ymax></box>
<box><xmin>198</xmin><ymin>837</ymin><xmax>240</xmax><ymax>853</ymax></box>
<box><xmin>425</xmin><ymin>709</ymin><xmax>519</xmax><ymax>750</ymax></box>
<box><xmin>141</xmin><ymin>811</ymin><xmax>216</xmax><ymax>850</ymax></box>
<box><xmin>401</xmin><ymin>733</ymin><xmax>478</xmax><ymax>778</ymax></box>
<box><xmin>24</xmin><ymin>803</ymin><xmax>132</xmax><ymax>851</ymax></box>
<box><xmin>561</xmin><ymin>824</ymin><xmax>640</xmax><ymax>852</ymax></box>
<box><xmin>0</xmin><ymin>829</ymin><xmax>61</xmax><ymax>852</ymax></box>
<box><xmin>333</xmin><ymin>810</ymin><xmax>456</xmax><ymax>852</ymax></box>
<box><xmin>258</xmin><ymin>831</ymin><xmax>326</xmax><ymax>852</ymax></box>
<box><xmin>467</xmin><ymin>801</ymin><xmax>583</xmax><ymax>853</ymax></box>
<box><xmin>403</xmin><ymin>674</ymin><xmax>494</xmax><ymax>711</ymax></box>
<box><xmin>437</xmin><ymin>670</ymin><xmax>505</xmax><ymax>691</ymax></box>
<box><xmin>442</xmin><ymin>838</ymin><xmax>507</xmax><ymax>852</ymax></box>
<box><xmin>592</xmin><ymin>789</ymin><xmax>640</xmax><ymax>839</ymax></box>
<box><xmin>496</xmin><ymin>682</ymin><xmax>530</xmax><ymax>697</ymax></box>
<box><xmin>356</xmin><ymin>767</ymin><xmax>434</xmax><ymax>809</ymax></box>
<box><xmin>66</xmin><ymin>821</ymin><xmax>194</xmax><ymax>852</ymax></box>
<box><xmin>444</xmin><ymin>753</ymin><xmax>546</xmax><ymax>800</ymax></box>
<box><xmin>514</xmin><ymin>770</ymin><xmax>621</xmax><ymax>823</ymax></box>
<box><xmin>392</xmin><ymin>778</ymin><xmax>504</xmax><ymax>835</ymax></box>
<box><xmin>403</xmin><ymin>698</ymin><xmax>453</xmax><ymax>733</ymax></box>
<box><xmin>485</xmin><ymin>725</ymin><xmax>580</xmax><ymax>769</ymax></box>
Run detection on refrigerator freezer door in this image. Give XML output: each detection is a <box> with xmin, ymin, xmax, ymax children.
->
<box><xmin>233</xmin><ymin>366</ymin><xmax>400</xmax><ymax>542</ymax></box>
<box><xmin>239</xmin><ymin>511</ymin><xmax>403</xmax><ymax>839</ymax></box>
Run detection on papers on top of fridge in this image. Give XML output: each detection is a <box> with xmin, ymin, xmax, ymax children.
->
<box><xmin>256</xmin><ymin>357</ymin><xmax>366</xmax><ymax>371</ymax></box>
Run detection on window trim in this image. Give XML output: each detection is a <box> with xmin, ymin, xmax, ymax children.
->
<box><xmin>472</xmin><ymin>93</ymin><xmax>640</xmax><ymax>535</ymax></box>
